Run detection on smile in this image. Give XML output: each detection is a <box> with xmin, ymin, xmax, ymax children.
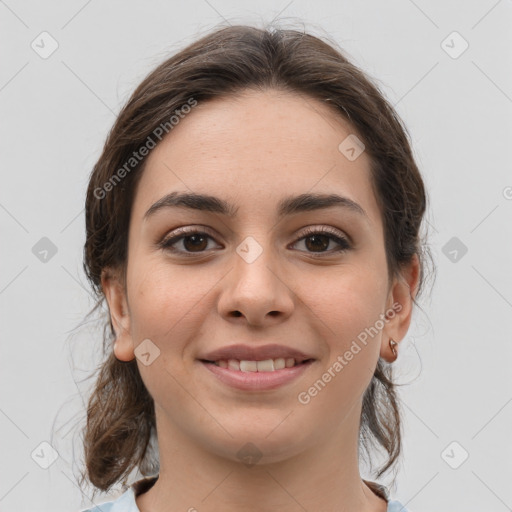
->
<box><xmin>204</xmin><ymin>357</ymin><xmax>312</xmax><ymax>371</ymax></box>
<box><xmin>198</xmin><ymin>358</ymin><xmax>315</xmax><ymax>391</ymax></box>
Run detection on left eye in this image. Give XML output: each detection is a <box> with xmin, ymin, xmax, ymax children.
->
<box><xmin>292</xmin><ymin>229</ymin><xmax>351</xmax><ymax>254</ymax></box>
<box><xmin>158</xmin><ymin>228</ymin><xmax>351</xmax><ymax>255</ymax></box>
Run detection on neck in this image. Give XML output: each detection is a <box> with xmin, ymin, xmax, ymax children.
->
<box><xmin>136</xmin><ymin>402</ymin><xmax>388</xmax><ymax>512</ymax></box>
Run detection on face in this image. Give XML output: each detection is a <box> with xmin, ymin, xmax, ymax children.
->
<box><xmin>103</xmin><ymin>89</ymin><xmax>418</xmax><ymax>464</ymax></box>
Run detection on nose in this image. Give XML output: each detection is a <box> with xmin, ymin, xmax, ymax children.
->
<box><xmin>217</xmin><ymin>238</ymin><xmax>295</xmax><ymax>327</ymax></box>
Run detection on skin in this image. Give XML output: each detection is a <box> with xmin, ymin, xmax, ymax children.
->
<box><xmin>102</xmin><ymin>89</ymin><xmax>420</xmax><ymax>512</ymax></box>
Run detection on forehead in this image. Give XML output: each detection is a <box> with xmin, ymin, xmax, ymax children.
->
<box><xmin>131</xmin><ymin>89</ymin><xmax>382</xmax><ymax>228</ymax></box>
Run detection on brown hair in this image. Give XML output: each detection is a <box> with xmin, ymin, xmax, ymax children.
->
<box><xmin>79</xmin><ymin>23</ymin><xmax>433</xmax><ymax>495</ymax></box>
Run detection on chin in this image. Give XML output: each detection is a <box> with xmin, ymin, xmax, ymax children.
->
<box><xmin>198</xmin><ymin>423</ymin><xmax>313</xmax><ymax>466</ymax></box>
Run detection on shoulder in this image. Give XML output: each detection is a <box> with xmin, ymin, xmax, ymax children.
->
<box><xmin>77</xmin><ymin>487</ymin><xmax>137</xmax><ymax>512</ymax></box>
<box><xmin>77</xmin><ymin>475</ymin><xmax>158</xmax><ymax>512</ymax></box>
<box><xmin>387</xmin><ymin>499</ymin><xmax>413</xmax><ymax>512</ymax></box>
<box><xmin>362</xmin><ymin>479</ymin><xmax>412</xmax><ymax>512</ymax></box>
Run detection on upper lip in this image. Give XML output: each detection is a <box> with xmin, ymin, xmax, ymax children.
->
<box><xmin>199</xmin><ymin>344</ymin><xmax>316</xmax><ymax>363</ymax></box>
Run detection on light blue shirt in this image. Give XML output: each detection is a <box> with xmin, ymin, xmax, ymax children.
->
<box><xmin>79</xmin><ymin>476</ymin><xmax>412</xmax><ymax>512</ymax></box>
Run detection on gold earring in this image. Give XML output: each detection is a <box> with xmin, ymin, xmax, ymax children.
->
<box><xmin>389</xmin><ymin>339</ymin><xmax>398</xmax><ymax>360</ymax></box>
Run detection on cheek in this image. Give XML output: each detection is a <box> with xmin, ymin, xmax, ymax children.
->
<box><xmin>297</xmin><ymin>267</ymin><xmax>386</xmax><ymax>392</ymax></box>
<box><xmin>302</xmin><ymin>265</ymin><xmax>388</xmax><ymax>337</ymax></box>
<box><xmin>127</xmin><ymin>262</ymin><xmax>214</xmax><ymax>342</ymax></box>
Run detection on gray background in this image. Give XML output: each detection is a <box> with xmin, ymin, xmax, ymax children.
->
<box><xmin>1</xmin><ymin>1</ymin><xmax>511</xmax><ymax>511</ymax></box>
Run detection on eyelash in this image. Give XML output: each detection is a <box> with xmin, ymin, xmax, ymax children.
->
<box><xmin>157</xmin><ymin>225</ymin><xmax>351</xmax><ymax>257</ymax></box>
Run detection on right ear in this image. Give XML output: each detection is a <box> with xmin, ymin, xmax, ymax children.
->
<box><xmin>101</xmin><ymin>267</ymin><xmax>135</xmax><ymax>362</ymax></box>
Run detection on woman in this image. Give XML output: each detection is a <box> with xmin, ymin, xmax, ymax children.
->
<box><xmin>78</xmin><ymin>23</ymin><xmax>431</xmax><ymax>512</ymax></box>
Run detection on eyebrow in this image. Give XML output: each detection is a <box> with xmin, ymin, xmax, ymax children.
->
<box><xmin>144</xmin><ymin>191</ymin><xmax>369</xmax><ymax>222</ymax></box>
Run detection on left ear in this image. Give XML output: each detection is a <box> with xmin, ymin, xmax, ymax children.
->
<box><xmin>380</xmin><ymin>253</ymin><xmax>420</xmax><ymax>362</ymax></box>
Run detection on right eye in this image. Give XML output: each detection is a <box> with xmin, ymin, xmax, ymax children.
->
<box><xmin>158</xmin><ymin>228</ymin><xmax>221</xmax><ymax>255</ymax></box>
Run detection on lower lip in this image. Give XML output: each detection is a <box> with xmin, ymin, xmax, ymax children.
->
<box><xmin>199</xmin><ymin>360</ymin><xmax>315</xmax><ymax>391</ymax></box>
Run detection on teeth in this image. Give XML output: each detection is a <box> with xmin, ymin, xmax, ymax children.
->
<box><xmin>227</xmin><ymin>359</ymin><xmax>240</xmax><ymax>371</ymax></box>
<box><xmin>213</xmin><ymin>357</ymin><xmax>300</xmax><ymax>372</ymax></box>
<box><xmin>240</xmin><ymin>360</ymin><xmax>259</xmax><ymax>372</ymax></box>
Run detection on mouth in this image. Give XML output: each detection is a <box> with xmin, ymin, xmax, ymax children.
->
<box><xmin>199</xmin><ymin>357</ymin><xmax>315</xmax><ymax>371</ymax></box>
<box><xmin>197</xmin><ymin>357</ymin><xmax>316</xmax><ymax>391</ymax></box>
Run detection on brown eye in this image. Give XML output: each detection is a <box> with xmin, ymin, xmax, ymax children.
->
<box><xmin>292</xmin><ymin>227</ymin><xmax>351</xmax><ymax>255</ymax></box>
<box><xmin>180</xmin><ymin>234</ymin><xmax>209</xmax><ymax>252</ymax></box>
<box><xmin>304</xmin><ymin>234</ymin><xmax>330</xmax><ymax>252</ymax></box>
<box><xmin>159</xmin><ymin>229</ymin><xmax>220</xmax><ymax>255</ymax></box>
<box><xmin>158</xmin><ymin>226</ymin><xmax>351</xmax><ymax>257</ymax></box>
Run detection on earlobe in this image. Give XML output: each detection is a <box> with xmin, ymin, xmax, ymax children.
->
<box><xmin>380</xmin><ymin>254</ymin><xmax>421</xmax><ymax>362</ymax></box>
<box><xmin>101</xmin><ymin>267</ymin><xmax>135</xmax><ymax>362</ymax></box>
<box><xmin>113</xmin><ymin>339</ymin><xmax>136</xmax><ymax>362</ymax></box>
